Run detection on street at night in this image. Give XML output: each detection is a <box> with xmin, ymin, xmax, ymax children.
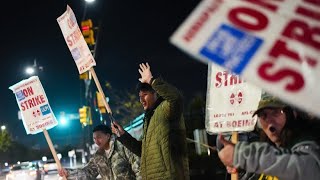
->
<box><xmin>1</xmin><ymin>0</ymin><xmax>320</xmax><ymax>179</ymax></box>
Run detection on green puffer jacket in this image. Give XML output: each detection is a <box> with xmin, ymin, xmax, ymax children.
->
<box><xmin>67</xmin><ymin>136</ymin><xmax>141</xmax><ymax>180</ymax></box>
<box><xmin>119</xmin><ymin>78</ymin><xmax>190</xmax><ymax>180</ymax></box>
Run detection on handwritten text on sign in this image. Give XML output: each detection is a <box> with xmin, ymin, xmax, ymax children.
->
<box><xmin>206</xmin><ymin>64</ymin><xmax>261</xmax><ymax>133</ymax></box>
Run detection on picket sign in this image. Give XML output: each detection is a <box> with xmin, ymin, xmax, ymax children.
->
<box><xmin>205</xmin><ymin>63</ymin><xmax>261</xmax><ymax>180</ymax></box>
<box><xmin>170</xmin><ymin>0</ymin><xmax>320</xmax><ymax>118</ymax></box>
<box><xmin>57</xmin><ymin>5</ymin><xmax>117</xmax><ymax>127</ymax></box>
<box><xmin>56</xmin><ymin>5</ymin><xmax>112</xmax><ymax>115</ymax></box>
<box><xmin>205</xmin><ymin>64</ymin><xmax>261</xmax><ymax>134</ymax></box>
<box><xmin>9</xmin><ymin>76</ymin><xmax>66</xmax><ymax>180</ymax></box>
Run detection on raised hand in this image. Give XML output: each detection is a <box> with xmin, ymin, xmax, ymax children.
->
<box><xmin>138</xmin><ymin>62</ymin><xmax>153</xmax><ymax>84</ymax></box>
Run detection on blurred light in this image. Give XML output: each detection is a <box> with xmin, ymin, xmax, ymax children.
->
<box><xmin>85</xmin><ymin>0</ymin><xmax>95</xmax><ymax>3</ymax></box>
<box><xmin>68</xmin><ymin>150</ymin><xmax>75</xmax><ymax>158</ymax></box>
<box><xmin>57</xmin><ymin>153</ymin><xmax>62</xmax><ymax>160</ymax></box>
<box><xmin>1</xmin><ymin>125</ymin><xmax>5</xmax><ymax>130</ymax></box>
<box><xmin>17</xmin><ymin>161</ymin><xmax>20</xmax><ymax>164</ymax></box>
<box><xmin>25</xmin><ymin>67</ymin><xmax>35</xmax><ymax>75</ymax></box>
<box><xmin>18</xmin><ymin>110</ymin><xmax>22</xmax><ymax>120</ymax></box>
<box><xmin>5</xmin><ymin>162</ymin><xmax>8</xmax><ymax>166</ymax></box>
<box><xmin>42</xmin><ymin>156</ymin><xmax>47</xmax><ymax>162</ymax></box>
<box><xmin>60</xmin><ymin>116</ymin><xmax>67</xmax><ymax>126</ymax></box>
<box><xmin>29</xmin><ymin>171</ymin><xmax>37</xmax><ymax>176</ymax></box>
<box><xmin>81</xmin><ymin>25</ymin><xmax>90</xmax><ymax>31</ymax></box>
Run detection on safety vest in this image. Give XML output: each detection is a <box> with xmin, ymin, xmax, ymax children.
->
<box><xmin>259</xmin><ymin>174</ymin><xmax>279</xmax><ymax>180</ymax></box>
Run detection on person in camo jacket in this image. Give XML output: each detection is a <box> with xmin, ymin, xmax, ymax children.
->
<box><xmin>58</xmin><ymin>124</ymin><xmax>141</xmax><ymax>180</ymax></box>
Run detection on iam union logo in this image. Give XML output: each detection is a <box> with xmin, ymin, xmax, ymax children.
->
<box><xmin>230</xmin><ymin>91</ymin><xmax>243</xmax><ymax>105</ymax></box>
<box><xmin>32</xmin><ymin>109</ymin><xmax>41</xmax><ymax>117</ymax></box>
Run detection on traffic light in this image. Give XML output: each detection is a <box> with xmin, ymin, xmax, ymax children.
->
<box><xmin>79</xmin><ymin>106</ymin><xmax>92</xmax><ymax>125</ymax></box>
<box><xmin>96</xmin><ymin>92</ymin><xmax>106</xmax><ymax>114</ymax></box>
<box><xmin>81</xmin><ymin>19</ymin><xmax>95</xmax><ymax>46</ymax></box>
<box><xmin>79</xmin><ymin>71</ymin><xmax>90</xmax><ymax>80</ymax></box>
<box><xmin>79</xmin><ymin>106</ymin><xmax>87</xmax><ymax>124</ymax></box>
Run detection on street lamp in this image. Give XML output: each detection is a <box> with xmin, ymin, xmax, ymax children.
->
<box><xmin>25</xmin><ymin>59</ymin><xmax>43</xmax><ymax>76</ymax></box>
<box><xmin>1</xmin><ymin>125</ymin><xmax>5</xmax><ymax>131</ymax></box>
<box><xmin>25</xmin><ymin>67</ymin><xmax>35</xmax><ymax>75</ymax></box>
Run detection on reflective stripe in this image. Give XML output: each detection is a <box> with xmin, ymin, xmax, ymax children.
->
<box><xmin>259</xmin><ymin>174</ymin><xmax>279</xmax><ymax>180</ymax></box>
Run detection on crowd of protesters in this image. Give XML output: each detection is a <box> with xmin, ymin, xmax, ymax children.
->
<box><xmin>58</xmin><ymin>63</ymin><xmax>320</xmax><ymax>180</ymax></box>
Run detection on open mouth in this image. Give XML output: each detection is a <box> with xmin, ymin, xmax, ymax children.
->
<box><xmin>269</xmin><ymin>126</ymin><xmax>276</xmax><ymax>133</ymax></box>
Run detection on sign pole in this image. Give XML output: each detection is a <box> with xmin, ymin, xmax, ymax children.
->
<box><xmin>89</xmin><ymin>67</ymin><xmax>112</xmax><ymax>114</ymax></box>
<box><xmin>231</xmin><ymin>131</ymin><xmax>239</xmax><ymax>180</ymax></box>
<box><xmin>43</xmin><ymin>129</ymin><xmax>67</xmax><ymax>180</ymax></box>
<box><xmin>89</xmin><ymin>67</ymin><xmax>118</xmax><ymax>126</ymax></box>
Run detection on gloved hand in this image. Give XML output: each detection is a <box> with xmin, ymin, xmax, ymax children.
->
<box><xmin>138</xmin><ymin>62</ymin><xmax>153</xmax><ymax>84</ymax></box>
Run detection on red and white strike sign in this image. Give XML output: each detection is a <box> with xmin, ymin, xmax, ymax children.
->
<box><xmin>171</xmin><ymin>0</ymin><xmax>320</xmax><ymax>118</ymax></box>
<box><xmin>206</xmin><ymin>64</ymin><xmax>261</xmax><ymax>133</ymax></box>
<box><xmin>9</xmin><ymin>76</ymin><xmax>58</xmax><ymax>134</ymax></box>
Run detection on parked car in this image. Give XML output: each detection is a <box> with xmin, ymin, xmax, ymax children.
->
<box><xmin>43</xmin><ymin>159</ymin><xmax>57</xmax><ymax>174</ymax></box>
<box><xmin>6</xmin><ymin>162</ymin><xmax>43</xmax><ymax>180</ymax></box>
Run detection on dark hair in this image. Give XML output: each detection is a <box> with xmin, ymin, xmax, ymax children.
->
<box><xmin>93</xmin><ymin>124</ymin><xmax>112</xmax><ymax>135</ymax></box>
<box><xmin>136</xmin><ymin>82</ymin><xmax>155</xmax><ymax>93</ymax></box>
<box><xmin>259</xmin><ymin>106</ymin><xmax>315</xmax><ymax>148</ymax></box>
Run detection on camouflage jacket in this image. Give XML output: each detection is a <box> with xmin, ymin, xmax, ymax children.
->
<box><xmin>67</xmin><ymin>136</ymin><xmax>141</xmax><ymax>180</ymax></box>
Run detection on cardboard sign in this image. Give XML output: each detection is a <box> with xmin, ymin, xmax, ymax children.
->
<box><xmin>57</xmin><ymin>5</ymin><xmax>96</xmax><ymax>74</ymax></box>
<box><xmin>9</xmin><ymin>76</ymin><xmax>58</xmax><ymax>134</ymax></box>
<box><xmin>171</xmin><ymin>0</ymin><xmax>320</xmax><ymax>117</ymax></box>
<box><xmin>206</xmin><ymin>63</ymin><xmax>261</xmax><ymax>133</ymax></box>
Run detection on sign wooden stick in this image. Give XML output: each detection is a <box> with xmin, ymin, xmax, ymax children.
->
<box><xmin>43</xmin><ymin>129</ymin><xmax>67</xmax><ymax>180</ymax></box>
<box><xmin>90</xmin><ymin>67</ymin><xmax>112</xmax><ymax>115</ymax></box>
<box><xmin>89</xmin><ymin>67</ymin><xmax>120</xmax><ymax>129</ymax></box>
<box><xmin>231</xmin><ymin>132</ymin><xmax>239</xmax><ymax>180</ymax></box>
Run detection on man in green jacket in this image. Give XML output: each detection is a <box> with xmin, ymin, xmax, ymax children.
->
<box><xmin>112</xmin><ymin>62</ymin><xmax>189</xmax><ymax>180</ymax></box>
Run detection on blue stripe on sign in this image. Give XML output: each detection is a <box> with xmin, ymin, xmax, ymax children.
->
<box><xmin>16</xmin><ymin>90</ymin><xmax>26</xmax><ymax>101</ymax></box>
<box><xmin>40</xmin><ymin>104</ymin><xmax>51</xmax><ymax>116</ymax></box>
<box><xmin>200</xmin><ymin>24</ymin><xmax>263</xmax><ymax>74</ymax></box>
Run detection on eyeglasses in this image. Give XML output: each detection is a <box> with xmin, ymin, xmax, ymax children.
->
<box><xmin>257</xmin><ymin>108</ymin><xmax>284</xmax><ymax>121</ymax></box>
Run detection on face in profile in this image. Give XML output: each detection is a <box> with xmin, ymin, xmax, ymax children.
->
<box><xmin>258</xmin><ymin>108</ymin><xmax>287</xmax><ymax>146</ymax></box>
<box><xmin>139</xmin><ymin>90</ymin><xmax>157</xmax><ymax>110</ymax></box>
<box><xmin>93</xmin><ymin>131</ymin><xmax>110</xmax><ymax>149</ymax></box>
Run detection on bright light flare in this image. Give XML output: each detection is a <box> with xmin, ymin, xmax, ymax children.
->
<box><xmin>85</xmin><ymin>0</ymin><xmax>95</xmax><ymax>3</ymax></box>
<box><xmin>60</xmin><ymin>117</ymin><xmax>67</xmax><ymax>125</ymax></box>
<box><xmin>25</xmin><ymin>67</ymin><xmax>35</xmax><ymax>75</ymax></box>
<box><xmin>42</xmin><ymin>156</ymin><xmax>47</xmax><ymax>162</ymax></box>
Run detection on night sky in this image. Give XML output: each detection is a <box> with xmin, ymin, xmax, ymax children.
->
<box><xmin>0</xmin><ymin>0</ymin><xmax>208</xmax><ymax>148</ymax></box>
